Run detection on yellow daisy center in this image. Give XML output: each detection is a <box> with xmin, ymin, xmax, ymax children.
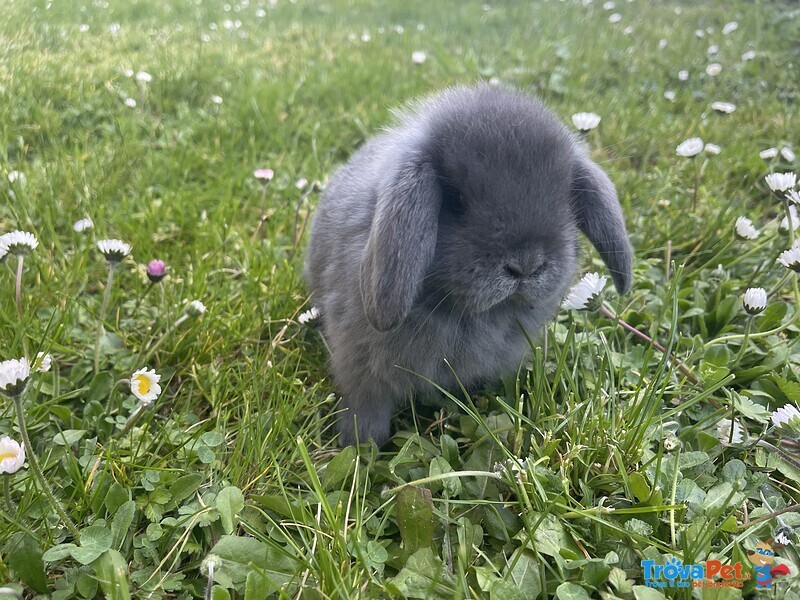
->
<box><xmin>0</xmin><ymin>452</ymin><xmax>18</xmax><ymax>462</ymax></box>
<box><xmin>135</xmin><ymin>375</ymin><xmax>151</xmax><ymax>395</ymax></box>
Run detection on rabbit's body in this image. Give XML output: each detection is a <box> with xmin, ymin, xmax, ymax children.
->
<box><xmin>306</xmin><ymin>86</ymin><xmax>632</xmax><ymax>445</ymax></box>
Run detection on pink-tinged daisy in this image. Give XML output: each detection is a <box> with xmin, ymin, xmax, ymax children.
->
<box><xmin>253</xmin><ymin>168</ymin><xmax>274</xmax><ymax>181</ymax></box>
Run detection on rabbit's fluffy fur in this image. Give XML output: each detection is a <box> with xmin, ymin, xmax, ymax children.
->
<box><xmin>306</xmin><ymin>85</ymin><xmax>632</xmax><ymax>446</ymax></box>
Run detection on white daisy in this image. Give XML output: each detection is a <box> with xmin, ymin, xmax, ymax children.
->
<box><xmin>658</xmin><ymin>39</ymin><xmax>667</xmax><ymax>49</ymax></box>
<box><xmin>0</xmin><ymin>437</ymin><xmax>25</xmax><ymax>474</ymax></box>
<box><xmin>602</xmin><ymin>1</ymin><xmax>615</xmax><ymax>8</ymax></box>
<box><xmin>35</xmin><ymin>352</ymin><xmax>53</xmax><ymax>373</ymax></box>
<box><xmin>295</xmin><ymin>178</ymin><xmax>308</xmax><ymax>190</ymax></box>
<box><xmin>775</xmin><ymin>529</ymin><xmax>792</xmax><ymax>547</ymax></box>
<box><xmin>741</xmin><ymin>50</ymin><xmax>757</xmax><ymax>62</ymax></box>
<box><xmin>73</xmin><ymin>217</ymin><xmax>94</xmax><ymax>232</ymax></box>
<box><xmin>130</xmin><ymin>368</ymin><xmax>161</xmax><ymax>404</ymax></box>
<box><xmin>707</xmin><ymin>44</ymin><xmax>719</xmax><ymax>56</ymax></box>
<box><xmin>135</xmin><ymin>71</ymin><xmax>153</xmax><ymax>84</ymax></box>
<box><xmin>124</xmin><ymin>97</ymin><xmax>137</xmax><ymax>108</ymax></box>
<box><xmin>704</xmin><ymin>143</ymin><xmax>721</xmax><ymax>155</ymax></box>
<box><xmin>760</xmin><ymin>147</ymin><xmax>779</xmax><ymax>160</ymax></box>
<box><xmin>705</xmin><ymin>63</ymin><xmax>722</xmax><ymax>77</ymax></box>
<box><xmin>411</xmin><ymin>51</ymin><xmax>427</xmax><ymax>64</ymax></box>
<box><xmin>562</xmin><ymin>272</ymin><xmax>607</xmax><ymax>310</ymax></box>
<box><xmin>734</xmin><ymin>216</ymin><xmax>759</xmax><ymax>240</ymax></box>
<box><xmin>711</xmin><ymin>101</ymin><xmax>736</xmax><ymax>114</ymax></box>
<box><xmin>772</xmin><ymin>404</ymin><xmax>800</xmax><ymax>429</ymax></box>
<box><xmin>742</xmin><ymin>288</ymin><xmax>767</xmax><ymax>315</ymax></box>
<box><xmin>778</xmin><ymin>243</ymin><xmax>800</xmax><ymax>271</ymax></box>
<box><xmin>678</xmin><ymin>70</ymin><xmax>689</xmax><ymax>81</ymax></box>
<box><xmin>787</xmin><ymin>190</ymin><xmax>800</xmax><ymax>205</ymax></box>
<box><xmin>298</xmin><ymin>307</ymin><xmax>320</xmax><ymax>324</ymax></box>
<box><xmin>211</xmin><ymin>95</ymin><xmax>223</xmax><ymax>105</ymax></box>
<box><xmin>716</xmin><ymin>418</ymin><xmax>743</xmax><ymax>445</ymax></box>
<box><xmin>664</xmin><ymin>90</ymin><xmax>676</xmax><ymax>102</ymax></box>
<box><xmin>0</xmin><ymin>240</ymin><xmax>7</xmax><ymax>262</ymax></box>
<box><xmin>722</xmin><ymin>21</ymin><xmax>739</xmax><ymax>35</ymax></box>
<box><xmin>7</xmin><ymin>171</ymin><xmax>26</xmax><ymax>184</ymax></box>
<box><xmin>253</xmin><ymin>168</ymin><xmax>274</xmax><ymax>181</ymax></box>
<box><xmin>608</xmin><ymin>13</ymin><xmax>621</xmax><ymax>23</ymax></box>
<box><xmin>781</xmin><ymin>147</ymin><xmax>796</xmax><ymax>162</ymax></box>
<box><xmin>766</xmin><ymin>172</ymin><xmax>797</xmax><ymax>193</ymax></box>
<box><xmin>0</xmin><ymin>231</ymin><xmax>38</xmax><ymax>256</ymax></box>
<box><xmin>185</xmin><ymin>300</ymin><xmax>207</xmax><ymax>316</ymax></box>
<box><xmin>0</xmin><ymin>358</ymin><xmax>31</xmax><ymax>397</ymax></box>
<box><xmin>676</xmin><ymin>138</ymin><xmax>704</xmax><ymax>157</ymax></box>
<box><xmin>572</xmin><ymin>112</ymin><xmax>601</xmax><ymax>131</ymax></box>
<box><xmin>97</xmin><ymin>239</ymin><xmax>132</xmax><ymax>262</ymax></box>
<box><xmin>780</xmin><ymin>205</ymin><xmax>800</xmax><ymax>232</ymax></box>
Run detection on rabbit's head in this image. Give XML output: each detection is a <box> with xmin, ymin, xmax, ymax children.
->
<box><xmin>360</xmin><ymin>86</ymin><xmax>632</xmax><ymax>332</ymax></box>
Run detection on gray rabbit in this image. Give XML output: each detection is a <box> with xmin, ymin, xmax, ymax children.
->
<box><xmin>305</xmin><ymin>85</ymin><xmax>632</xmax><ymax>446</ymax></box>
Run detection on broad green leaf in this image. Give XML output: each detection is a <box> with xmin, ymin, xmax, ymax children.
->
<box><xmin>490</xmin><ymin>579</ymin><xmax>526</xmax><ymax>600</ymax></box>
<box><xmin>166</xmin><ymin>473</ymin><xmax>204</xmax><ymax>509</ymax></box>
<box><xmin>608</xmin><ymin>567</ymin><xmax>633</xmax><ymax>594</ymax></box>
<box><xmin>632</xmin><ymin>585</ymin><xmax>668</xmax><ymax>599</ymax></box>
<box><xmin>623</xmin><ymin>518</ymin><xmax>653</xmax><ymax>537</ymax></box>
<box><xmin>5</xmin><ymin>533</ymin><xmax>48</xmax><ymax>594</ymax></box>
<box><xmin>702</xmin><ymin>482</ymin><xmax>737</xmax><ymax>514</ymax></box>
<box><xmin>720</xmin><ymin>460</ymin><xmax>747</xmax><ymax>485</ymax></box>
<box><xmin>92</xmin><ymin>549</ymin><xmax>131</xmax><ymax>600</ymax></box>
<box><xmin>42</xmin><ymin>543</ymin><xmax>79</xmax><ymax>562</ymax></box>
<box><xmin>245</xmin><ymin>570</ymin><xmax>269</xmax><ymax>600</ymax></box>
<box><xmin>71</xmin><ymin>526</ymin><xmax>114</xmax><ymax>565</ymax></box>
<box><xmin>111</xmin><ymin>500</ymin><xmax>136</xmax><ymax>550</ymax></box>
<box><xmin>105</xmin><ymin>483</ymin><xmax>130</xmax><ymax>514</ymax></box>
<box><xmin>76</xmin><ymin>572</ymin><xmax>98</xmax><ymax>598</ymax></box>
<box><xmin>321</xmin><ymin>445</ymin><xmax>357</xmax><ymax>491</ymax></box>
<box><xmin>429</xmin><ymin>456</ymin><xmax>460</xmax><ymax>496</ymax></box>
<box><xmin>202</xmin><ymin>431</ymin><xmax>226</xmax><ymax>447</ymax></box>
<box><xmin>704</xmin><ymin>346</ymin><xmax>731</xmax><ymax>367</ymax></box>
<box><xmin>506</xmin><ymin>547</ymin><xmax>541</xmax><ymax>600</ymax></box>
<box><xmin>216</xmin><ymin>486</ymin><xmax>245</xmax><ymax>535</ymax></box>
<box><xmin>555</xmin><ymin>582</ymin><xmax>591</xmax><ymax>600</ymax></box>
<box><xmin>396</xmin><ymin>485</ymin><xmax>435</xmax><ymax>555</ymax></box>
<box><xmin>390</xmin><ymin>548</ymin><xmax>455</xmax><ymax>599</ymax></box>
<box><xmin>211</xmin><ymin>586</ymin><xmax>231</xmax><ymax>600</ymax></box>
<box><xmin>628</xmin><ymin>472</ymin><xmax>651</xmax><ymax>503</ymax></box>
<box><xmin>582</xmin><ymin>559</ymin><xmax>611</xmax><ymax>588</ymax></box>
<box><xmin>439</xmin><ymin>434</ymin><xmax>460</xmax><ymax>468</ymax></box>
<box><xmin>456</xmin><ymin>516</ymin><xmax>483</xmax><ymax>565</ymax></box>
<box><xmin>53</xmin><ymin>429</ymin><xmax>87</xmax><ymax>446</ymax></box>
<box><xmin>210</xmin><ymin>535</ymin><xmax>299</xmax><ymax>591</ymax></box>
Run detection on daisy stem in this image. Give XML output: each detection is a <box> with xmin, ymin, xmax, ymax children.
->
<box><xmin>767</xmin><ymin>271</ymin><xmax>793</xmax><ymax>297</ymax></box>
<box><xmin>204</xmin><ymin>564</ymin><xmax>215</xmax><ymax>600</ymax></box>
<box><xmin>115</xmin><ymin>401</ymin><xmax>149</xmax><ymax>438</ymax></box>
<box><xmin>3</xmin><ymin>475</ymin><xmax>14</xmax><ymax>514</ymax></box>
<box><xmin>704</xmin><ymin>314</ymin><xmax>795</xmax><ymax>348</ymax></box>
<box><xmin>732</xmin><ymin>317</ymin><xmax>754</xmax><ymax>368</ymax></box>
<box><xmin>140</xmin><ymin>313</ymin><xmax>190</xmax><ymax>365</ymax></box>
<box><xmin>782</xmin><ymin>196</ymin><xmax>795</xmax><ymax>247</ymax></box>
<box><xmin>132</xmin><ymin>281</ymin><xmax>155</xmax><ymax>314</ymax></box>
<box><xmin>11</xmin><ymin>395</ymin><xmax>80</xmax><ymax>539</ymax></box>
<box><xmin>692</xmin><ymin>158</ymin><xmax>700</xmax><ymax>211</ymax></box>
<box><xmin>599</xmin><ymin>304</ymin><xmax>697</xmax><ymax>383</ymax></box>
<box><xmin>15</xmin><ymin>256</ymin><xmax>29</xmax><ymax>358</ymax></box>
<box><xmin>94</xmin><ymin>262</ymin><xmax>117</xmax><ymax>374</ymax></box>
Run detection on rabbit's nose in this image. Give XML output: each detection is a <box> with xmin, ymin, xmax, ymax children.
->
<box><xmin>504</xmin><ymin>263</ymin><xmax>526</xmax><ymax>279</ymax></box>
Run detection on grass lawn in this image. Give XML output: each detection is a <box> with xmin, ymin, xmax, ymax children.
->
<box><xmin>1</xmin><ymin>0</ymin><xmax>800</xmax><ymax>597</ymax></box>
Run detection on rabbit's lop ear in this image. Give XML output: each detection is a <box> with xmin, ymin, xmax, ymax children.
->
<box><xmin>572</xmin><ymin>157</ymin><xmax>633</xmax><ymax>293</ymax></box>
<box><xmin>360</xmin><ymin>155</ymin><xmax>442</xmax><ymax>332</ymax></box>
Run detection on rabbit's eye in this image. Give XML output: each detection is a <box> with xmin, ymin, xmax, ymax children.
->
<box><xmin>441</xmin><ymin>182</ymin><xmax>465</xmax><ymax>217</ymax></box>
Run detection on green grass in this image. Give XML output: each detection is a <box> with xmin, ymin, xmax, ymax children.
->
<box><xmin>1</xmin><ymin>0</ymin><xmax>800</xmax><ymax>598</ymax></box>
